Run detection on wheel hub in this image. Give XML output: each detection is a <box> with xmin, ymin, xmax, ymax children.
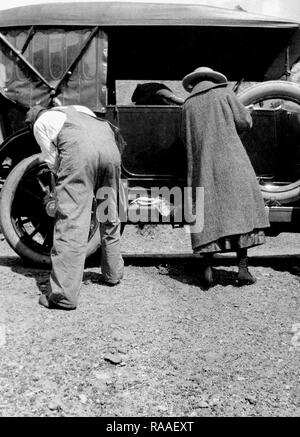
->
<box><xmin>45</xmin><ymin>199</ymin><xmax>57</xmax><ymax>217</ymax></box>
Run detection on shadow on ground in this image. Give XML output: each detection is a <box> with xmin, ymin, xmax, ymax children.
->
<box><xmin>0</xmin><ymin>253</ymin><xmax>299</xmax><ymax>293</ymax></box>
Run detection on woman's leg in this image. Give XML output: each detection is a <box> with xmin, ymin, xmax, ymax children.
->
<box><xmin>236</xmin><ymin>248</ymin><xmax>256</xmax><ymax>285</ymax></box>
<box><xmin>202</xmin><ymin>253</ymin><xmax>214</xmax><ymax>288</ymax></box>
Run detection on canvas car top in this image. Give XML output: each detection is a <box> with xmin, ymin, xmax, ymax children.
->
<box><xmin>0</xmin><ymin>1</ymin><xmax>298</xmax><ymax>29</ymax></box>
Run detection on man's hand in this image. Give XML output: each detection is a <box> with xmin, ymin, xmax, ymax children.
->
<box><xmin>246</xmin><ymin>104</ymin><xmax>255</xmax><ymax>112</ymax></box>
<box><xmin>52</xmin><ymin>97</ymin><xmax>62</xmax><ymax>106</ymax></box>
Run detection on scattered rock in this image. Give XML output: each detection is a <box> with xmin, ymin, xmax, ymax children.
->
<box><xmin>236</xmin><ymin>376</ymin><xmax>246</xmax><ymax>382</ymax></box>
<box><xmin>203</xmin><ymin>351</ymin><xmax>224</xmax><ymax>363</ymax></box>
<box><xmin>209</xmin><ymin>397</ymin><xmax>220</xmax><ymax>407</ymax></box>
<box><xmin>0</xmin><ymin>324</ymin><xmax>6</xmax><ymax>348</ymax></box>
<box><xmin>245</xmin><ymin>395</ymin><xmax>257</xmax><ymax>405</ymax></box>
<box><xmin>290</xmin><ymin>323</ymin><xmax>300</xmax><ymax>334</ymax></box>
<box><xmin>189</xmin><ymin>411</ymin><xmax>199</xmax><ymax>417</ymax></box>
<box><xmin>114</xmin><ymin>381</ymin><xmax>125</xmax><ymax>390</ymax></box>
<box><xmin>93</xmin><ymin>371</ymin><xmax>113</xmax><ymax>384</ymax></box>
<box><xmin>156</xmin><ymin>265</ymin><xmax>169</xmax><ymax>275</ymax></box>
<box><xmin>112</xmin><ymin>332</ymin><xmax>124</xmax><ymax>341</ymax></box>
<box><xmin>202</xmin><ymin>366</ymin><xmax>210</xmax><ymax>373</ymax></box>
<box><xmin>104</xmin><ymin>353</ymin><xmax>122</xmax><ymax>365</ymax></box>
<box><xmin>157</xmin><ymin>405</ymin><xmax>168</xmax><ymax>412</ymax></box>
<box><xmin>290</xmin><ymin>324</ymin><xmax>300</xmax><ymax>348</ymax></box>
<box><xmin>79</xmin><ymin>394</ymin><xmax>88</xmax><ymax>404</ymax></box>
<box><xmin>197</xmin><ymin>400</ymin><xmax>210</xmax><ymax>408</ymax></box>
<box><xmin>261</xmin><ymin>272</ymin><xmax>271</xmax><ymax>277</ymax></box>
<box><xmin>42</xmin><ymin>380</ymin><xmax>58</xmax><ymax>392</ymax></box>
<box><xmin>48</xmin><ymin>401</ymin><xmax>62</xmax><ymax>411</ymax></box>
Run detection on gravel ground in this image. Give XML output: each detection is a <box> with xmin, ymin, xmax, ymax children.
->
<box><xmin>1</xmin><ymin>225</ymin><xmax>300</xmax><ymax>417</ymax></box>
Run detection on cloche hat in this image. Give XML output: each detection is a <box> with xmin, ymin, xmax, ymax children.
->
<box><xmin>182</xmin><ymin>67</ymin><xmax>227</xmax><ymax>92</ymax></box>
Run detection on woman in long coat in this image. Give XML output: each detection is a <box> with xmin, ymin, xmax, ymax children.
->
<box><xmin>181</xmin><ymin>67</ymin><xmax>269</xmax><ymax>287</ymax></box>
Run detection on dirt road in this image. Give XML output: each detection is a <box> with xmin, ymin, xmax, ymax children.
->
<box><xmin>0</xmin><ymin>226</ymin><xmax>300</xmax><ymax>417</ymax></box>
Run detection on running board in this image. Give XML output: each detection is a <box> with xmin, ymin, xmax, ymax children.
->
<box><xmin>124</xmin><ymin>204</ymin><xmax>300</xmax><ymax>226</ymax></box>
<box><xmin>267</xmin><ymin>206</ymin><xmax>300</xmax><ymax>223</ymax></box>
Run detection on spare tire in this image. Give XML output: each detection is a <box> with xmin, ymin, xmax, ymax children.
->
<box><xmin>238</xmin><ymin>80</ymin><xmax>300</xmax><ymax>106</ymax></box>
<box><xmin>238</xmin><ymin>80</ymin><xmax>300</xmax><ymax>204</ymax></box>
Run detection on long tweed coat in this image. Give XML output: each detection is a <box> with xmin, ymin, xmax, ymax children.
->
<box><xmin>181</xmin><ymin>80</ymin><xmax>269</xmax><ymax>251</ymax></box>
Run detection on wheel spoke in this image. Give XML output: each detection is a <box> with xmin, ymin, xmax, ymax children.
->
<box><xmin>29</xmin><ymin>223</ymin><xmax>42</xmax><ymax>238</ymax></box>
<box><xmin>21</xmin><ymin>187</ymin><xmax>43</xmax><ymax>202</ymax></box>
<box><xmin>20</xmin><ymin>217</ymin><xmax>35</xmax><ymax>225</ymax></box>
<box><xmin>36</xmin><ymin>175</ymin><xmax>49</xmax><ymax>194</ymax></box>
<box><xmin>50</xmin><ymin>172</ymin><xmax>56</xmax><ymax>191</ymax></box>
<box><xmin>42</xmin><ymin>231</ymin><xmax>53</xmax><ymax>249</ymax></box>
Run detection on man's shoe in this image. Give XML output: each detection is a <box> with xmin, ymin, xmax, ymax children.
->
<box><xmin>38</xmin><ymin>294</ymin><xmax>76</xmax><ymax>311</ymax></box>
<box><xmin>104</xmin><ymin>280</ymin><xmax>120</xmax><ymax>287</ymax></box>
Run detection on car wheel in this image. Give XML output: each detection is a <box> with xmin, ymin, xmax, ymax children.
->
<box><xmin>0</xmin><ymin>154</ymin><xmax>100</xmax><ymax>266</ymax></box>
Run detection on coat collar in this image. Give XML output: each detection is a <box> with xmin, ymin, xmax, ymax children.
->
<box><xmin>185</xmin><ymin>80</ymin><xmax>227</xmax><ymax>101</ymax></box>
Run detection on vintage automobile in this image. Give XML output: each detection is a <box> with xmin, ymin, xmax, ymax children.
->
<box><xmin>1</xmin><ymin>1</ymin><xmax>300</xmax><ymax>265</ymax></box>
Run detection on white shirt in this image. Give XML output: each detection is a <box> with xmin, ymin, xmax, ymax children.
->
<box><xmin>33</xmin><ymin>105</ymin><xmax>97</xmax><ymax>172</ymax></box>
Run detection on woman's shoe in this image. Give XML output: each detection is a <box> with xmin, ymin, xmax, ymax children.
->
<box><xmin>202</xmin><ymin>265</ymin><xmax>214</xmax><ymax>288</ymax></box>
<box><xmin>237</xmin><ymin>268</ymin><xmax>257</xmax><ymax>286</ymax></box>
<box><xmin>237</xmin><ymin>249</ymin><xmax>256</xmax><ymax>286</ymax></box>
